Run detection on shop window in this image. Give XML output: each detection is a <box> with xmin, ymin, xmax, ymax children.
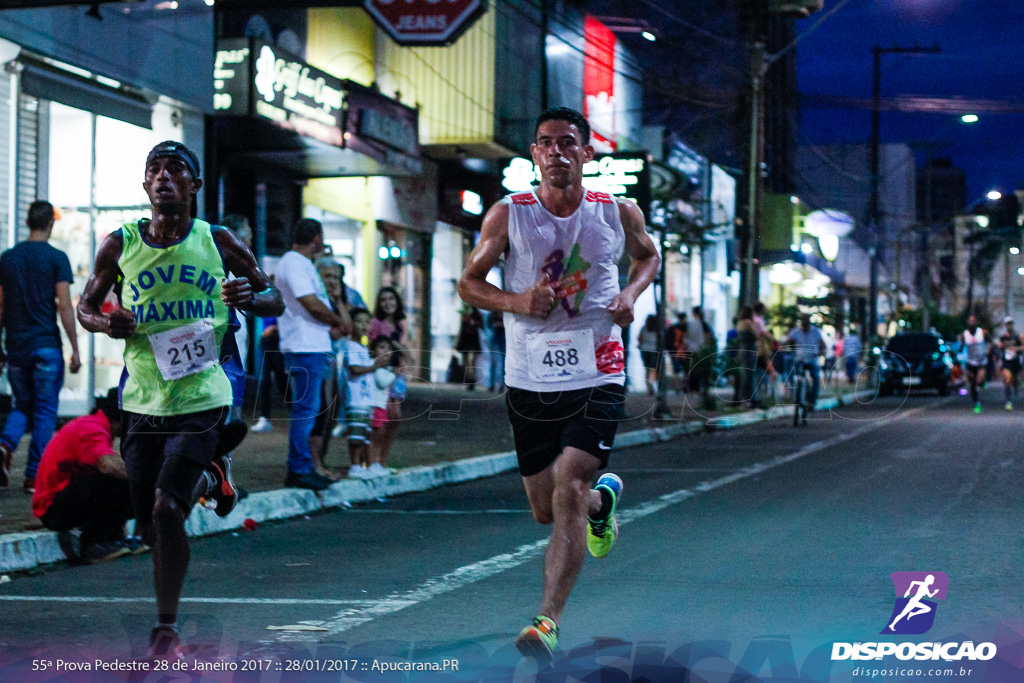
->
<box><xmin>44</xmin><ymin>100</ymin><xmax>184</xmax><ymax>414</ymax></box>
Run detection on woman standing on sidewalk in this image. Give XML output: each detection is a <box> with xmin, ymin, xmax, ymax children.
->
<box><xmin>368</xmin><ymin>287</ymin><xmax>410</xmax><ymax>470</ymax></box>
<box><xmin>456</xmin><ymin>306</ymin><xmax>484</xmax><ymax>390</ymax></box>
<box><xmin>637</xmin><ymin>315</ymin><xmax>661</xmax><ymax>395</ymax></box>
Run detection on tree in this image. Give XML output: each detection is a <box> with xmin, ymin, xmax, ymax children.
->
<box><xmin>965</xmin><ymin>193</ymin><xmax>1022</xmax><ymax>313</ymax></box>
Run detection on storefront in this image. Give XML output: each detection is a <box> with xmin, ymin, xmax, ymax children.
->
<box><xmin>209</xmin><ymin>37</ymin><xmax>426</xmax><ymax>369</ymax></box>
<box><xmin>0</xmin><ymin>5</ymin><xmax>212</xmax><ymax>414</ymax></box>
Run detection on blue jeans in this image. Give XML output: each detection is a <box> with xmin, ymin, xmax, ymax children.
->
<box><xmin>283</xmin><ymin>352</ymin><xmax>329</xmax><ymax>475</ymax></box>
<box><xmin>3</xmin><ymin>347</ymin><xmax>65</xmax><ymax>480</ymax></box>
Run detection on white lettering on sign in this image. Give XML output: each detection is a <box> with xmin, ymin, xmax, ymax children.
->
<box><xmin>255</xmin><ymin>100</ymin><xmax>287</xmax><ymax>122</ymax></box>
<box><xmin>215</xmin><ymin>47</ymin><xmax>249</xmax><ymax>69</ymax></box>
<box><xmin>397</xmin><ymin>14</ymin><xmax>449</xmax><ymax>30</ymax></box>
<box><xmin>273</xmin><ymin>60</ymin><xmax>344</xmax><ymax>115</ymax></box>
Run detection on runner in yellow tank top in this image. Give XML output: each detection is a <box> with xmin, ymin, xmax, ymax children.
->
<box><xmin>77</xmin><ymin>141</ymin><xmax>284</xmax><ymax>661</ymax></box>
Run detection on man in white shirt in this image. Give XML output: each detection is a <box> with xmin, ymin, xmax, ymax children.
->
<box><xmin>275</xmin><ymin>219</ymin><xmax>350</xmax><ymax>491</ymax></box>
<box><xmin>784</xmin><ymin>314</ymin><xmax>826</xmax><ymax>407</ymax></box>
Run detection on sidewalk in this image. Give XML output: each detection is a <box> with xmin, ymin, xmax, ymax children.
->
<box><xmin>0</xmin><ymin>381</ymin><xmax>866</xmax><ymax>572</ymax></box>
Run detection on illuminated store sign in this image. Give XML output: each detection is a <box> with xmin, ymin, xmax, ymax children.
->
<box><xmin>214</xmin><ymin>39</ymin><xmax>346</xmax><ymax>148</ymax></box>
<box><xmin>501</xmin><ymin>152</ymin><xmax>650</xmax><ymax>216</ymax></box>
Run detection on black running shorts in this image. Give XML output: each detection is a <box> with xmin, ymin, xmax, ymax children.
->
<box><xmin>122</xmin><ymin>408</ymin><xmax>228</xmax><ymax>527</ymax></box>
<box><xmin>506</xmin><ymin>383</ymin><xmax>627</xmax><ymax>477</ymax></box>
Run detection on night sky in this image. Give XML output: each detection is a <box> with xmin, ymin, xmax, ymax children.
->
<box><xmin>797</xmin><ymin>0</ymin><xmax>1024</xmax><ymax>204</ymax></box>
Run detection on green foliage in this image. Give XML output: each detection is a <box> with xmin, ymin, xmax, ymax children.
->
<box><xmin>898</xmin><ymin>306</ymin><xmax>968</xmax><ymax>342</ymax></box>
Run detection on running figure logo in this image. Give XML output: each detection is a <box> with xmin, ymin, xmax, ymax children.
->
<box><xmin>881</xmin><ymin>571</ymin><xmax>949</xmax><ymax>635</ymax></box>
<box><xmin>541</xmin><ymin>244</ymin><xmax>591</xmax><ymax>318</ymax></box>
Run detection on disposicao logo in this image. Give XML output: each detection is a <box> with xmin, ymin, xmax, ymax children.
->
<box><xmin>831</xmin><ymin>571</ymin><xmax>998</xmax><ymax>662</ymax></box>
<box><xmin>882</xmin><ymin>571</ymin><xmax>948</xmax><ymax>635</ymax></box>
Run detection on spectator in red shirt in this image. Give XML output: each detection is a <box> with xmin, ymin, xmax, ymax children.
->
<box><xmin>32</xmin><ymin>390</ymin><xmax>136</xmax><ymax>563</ymax></box>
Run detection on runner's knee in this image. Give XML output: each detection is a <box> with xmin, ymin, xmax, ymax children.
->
<box><xmin>152</xmin><ymin>493</ymin><xmax>185</xmax><ymax>530</ymax></box>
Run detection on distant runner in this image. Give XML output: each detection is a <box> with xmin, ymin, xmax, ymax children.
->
<box><xmin>960</xmin><ymin>315</ymin><xmax>989</xmax><ymax>413</ymax></box>
<box><xmin>998</xmin><ymin>316</ymin><xmax>1023</xmax><ymax>411</ymax></box>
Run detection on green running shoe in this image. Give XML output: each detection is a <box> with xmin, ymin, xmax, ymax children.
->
<box><xmin>516</xmin><ymin>615</ymin><xmax>558</xmax><ymax>664</ymax></box>
<box><xmin>587</xmin><ymin>473</ymin><xmax>622</xmax><ymax>559</ymax></box>
<box><xmin>974</xmin><ymin>402</ymin><xmax>982</xmax><ymax>414</ymax></box>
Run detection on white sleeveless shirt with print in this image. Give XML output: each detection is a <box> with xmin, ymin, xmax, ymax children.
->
<box><xmin>503</xmin><ymin>188</ymin><xmax>626</xmax><ymax>392</ymax></box>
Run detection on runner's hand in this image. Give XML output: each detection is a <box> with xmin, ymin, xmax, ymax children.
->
<box><xmin>107</xmin><ymin>306</ymin><xmax>137</xmax><ymax>339</ymax></box>
<box><xmin>607</xmin><ymin>292</ymin><xmax>634</xmax><ymax>327</ymax></box>
<box><xmin>69</xmin><ymin>351</ymin><xmax>81</xmax><ymax>374</ymax></box>
<box><xmin>521</xmin><ymin>273</ymin><xmax>555</xmax><ymax>318</ymax></box>
<box><xmin>222</xmin><ymin>277</ymin><xmax>254</xmax><ymax>310</ymax></box>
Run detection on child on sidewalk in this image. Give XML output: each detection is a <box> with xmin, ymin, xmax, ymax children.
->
<box><xmin>345</xmin><ymin>308</ymin><xmax>387</xmax><ymax>479</ymax></box>
<box><xmin>368</xmin><ymin>336</ymin><xmax>399</xmax><ymax>477</ymax></box>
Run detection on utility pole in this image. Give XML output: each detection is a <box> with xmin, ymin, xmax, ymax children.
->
<box><xmin>868</xmin><ymin>43</ymin><xmax>940</xmax><ymax>340</ymax></box>
<box><xmin>742</xmin><ymin>0</ymin><xmax>855</xmax><ymax>305</ymax></box>
<box><xmin>922</xmin><ymin>159</ymin><xmax>932</xmax><ymax>331</ymax></box>
<box><xmin>743</xmin><ymin>41</ymin><xmax>765</xmax><ymax>306</ymax></box>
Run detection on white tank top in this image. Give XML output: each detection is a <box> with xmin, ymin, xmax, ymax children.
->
<box><xmin>503</xmin><ymin>189</ymin><xmax>626</xmax><ymax>392</ymax></box>
<box><xmin>963</xmin><ymin>328</ymin><xmax>987</xmax><ymax>366</ymax></box>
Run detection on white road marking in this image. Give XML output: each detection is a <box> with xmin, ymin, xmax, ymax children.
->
<box><xmin>304</xmin><ymin>401</ymin><xmax>937</xmax><ymax>640</ymax></box>
<box><xmin>0</xmin><ymin>596</ymin><xmax>379</xmax><ymax>606</ymax></box>
<box><xmin>343</xmin><ymin>509</ymin><xmax>532</xmax><ymax>515</ymax></box>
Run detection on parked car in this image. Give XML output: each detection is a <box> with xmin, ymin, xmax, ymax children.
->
<box><xmin>879</xmin><ymin>332</ymin><xmax>953</xmax><ymax>396</ymax></box>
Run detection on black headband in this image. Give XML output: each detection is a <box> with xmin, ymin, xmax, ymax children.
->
<box><xmin>146</xmin><ymin>143</ymin><xmax>200</xmax><ymax>179</ymax></box>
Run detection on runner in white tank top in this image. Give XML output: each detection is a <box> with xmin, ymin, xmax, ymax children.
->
<box><xmin>459</xmin><ymin>108</ymin><xmax>659</xmax><ymax>664</ymax></box>
<box><xmin>960</xmin><ymin>315</ymin><xmax>990</xmax><ymax>412</ymax></box>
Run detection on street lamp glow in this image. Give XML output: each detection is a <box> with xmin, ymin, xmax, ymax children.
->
<box><xmin>1011</xmin><ymin>247</ymin><xmax>1020</xmax><ymax>255</ymax></box>
<box><xmin>961</xmin><ymin>114</ymin><xmax>979</xmax><ymax>124</ymax></box>
<box><xmin>1017</xmin><ymin>267</ymin><xmax>1024</xmax><ymax>276</ymax></box>
<box><xmin>988</xmin><ymin>190</ymin><xmax>1002</xmax><ymax>200</ymax></box>
<box><xmin>641</xmin><ymin>31</ymin><xmax>656</xmax><ymax>42</ymax></box>
<box><xmin>975</xmin><ymin>215</ymin><xmax>990</xmax><ymax>228</ymax></box>
<box><xmin>801</xmin><ymin>243</ymin><xmax>813</xmax><ymax>254</ymax></box>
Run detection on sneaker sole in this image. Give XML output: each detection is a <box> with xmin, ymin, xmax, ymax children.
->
<box><xmin>516</xmin><ymin>631</ymin><xmax>554</xmax><ymax>666</ymax></box>
<box><xmin>209</xmin><ymin>459</ymin><xmax>239</xmax><ymax>517</ymax></box>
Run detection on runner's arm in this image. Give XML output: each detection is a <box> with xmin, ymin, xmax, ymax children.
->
<box><xmin>77</xmin><ymin>232</ymin><xmax>134</xmax><ymax>339</ymax></box>
<box><xmin>458</xmin><ymin>202</ymin><xmax>554</xmax><ymax>317</ymax></box>
<box><xmin>213</xmin><ymin>227</ymin><xmax>285</xmax><ymax>318</ymax></box>
<box><xmin>607</xmin><ymin>198</ymin><xmax>660</xmax><ymax>327</ymax></box>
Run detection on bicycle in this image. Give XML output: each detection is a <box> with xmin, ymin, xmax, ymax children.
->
<box><xmin>791</xmin><ymin>358</ymin><xmax>817</xmax><ymax>427</ymax></box>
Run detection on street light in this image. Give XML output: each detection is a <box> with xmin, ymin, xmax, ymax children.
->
<box><xmin>988</xmin><ymin>190</ymin><xmax>1002</xmax><ymax>200</ymax></box>
<box><xmin>961</xmin><ymin>114</ymin><xmax>979</xmax><ymax>124</ymax></box>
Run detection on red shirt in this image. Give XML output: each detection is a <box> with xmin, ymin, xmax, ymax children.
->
<box><xmin>32</xmin><ymin>412</ymin><xmax>115</xmax><ymax>518</ymax></box>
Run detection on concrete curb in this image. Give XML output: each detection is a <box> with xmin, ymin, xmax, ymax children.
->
<box><xmin>0</xmin><ymin>389</ymin><xmax>875</xmax><ymax>574</ymax></box>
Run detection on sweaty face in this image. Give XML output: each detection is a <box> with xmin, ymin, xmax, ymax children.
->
<box><xmin>143</xmin><ymin>157</ymin><xmax>200</xmax><ymax>212</ymax></box>
<box><xmin>530</xmin><ymin>119</ymin><xmax>594</xmax><ymax>189</ymax></box>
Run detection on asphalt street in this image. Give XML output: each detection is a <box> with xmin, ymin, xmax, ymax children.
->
<box><xmin>1</xmin><ymin>387</ymin><xmax>1023</xmax><ymax>682</ymax></box>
